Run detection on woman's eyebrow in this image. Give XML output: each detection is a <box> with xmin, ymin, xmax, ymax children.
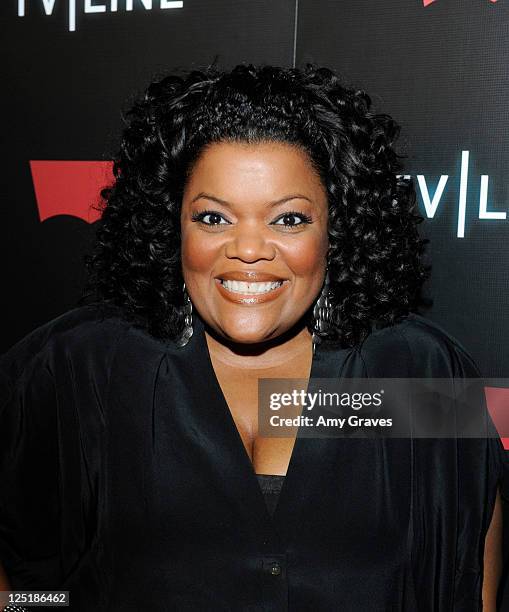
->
<box><xmin>190</xmin><ymin>192</ymin><xmax>313</xmax><ymax>208</ymax></box>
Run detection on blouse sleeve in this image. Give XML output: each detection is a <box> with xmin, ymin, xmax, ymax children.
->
<box><xmin>0</xmin><ymin>306</ymin><xmax>124</xmax><ymax>607</ymax></box>
<box><xmin>0</xmin><ymin>344</ymin><xmax>63</xmax><ymax>590</ymax></box>
<box><xmin>395</xmin><ymin>317</ymin><xmax>508</xmax><ymax>610</ymax></box>
<box><xmin>453</xmin><ymin>376</ymin><xmax>507</xmax><ymax>610</ymax></box>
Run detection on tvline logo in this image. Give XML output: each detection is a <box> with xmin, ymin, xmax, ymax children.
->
<box><xmin>17</xmin><ymin>0</ymin><xmax>183</xmax><ymax>32</ymax></box>
<box><xmin>399</xmin><ymin>151</ymin><xmax>506</xmax><ymax>238</ymax></box>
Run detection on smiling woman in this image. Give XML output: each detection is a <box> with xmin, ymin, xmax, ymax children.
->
<box><xmin>0</xmin><ymin>63</ymin><xmax>507</xmax><ymax>611</ymax></box>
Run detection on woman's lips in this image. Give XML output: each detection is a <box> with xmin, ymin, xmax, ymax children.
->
<box><xmin>214</xmin><ymin>278</ymin><xmax>289</xmax><ymax>304</ymax></box>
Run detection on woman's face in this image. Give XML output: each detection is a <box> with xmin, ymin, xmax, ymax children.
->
<box><xmin>180</xmin><ymin>140</ymin><xmax>329</xmax><ymax>344</ymax></box>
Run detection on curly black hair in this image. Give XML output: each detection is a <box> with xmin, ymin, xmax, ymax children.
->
<box><xmin>81</xmin><ymin>62</ymin><xmax>430</xmax><ymax>349</ymax></box>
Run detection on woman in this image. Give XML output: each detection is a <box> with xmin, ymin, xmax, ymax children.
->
<box><xmin>0</xmin><ymin>63</ymin><xmax>506</xmax><ymax>611</ymax></box>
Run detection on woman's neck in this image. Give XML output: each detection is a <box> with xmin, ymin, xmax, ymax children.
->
<box><xmin>204</xmin><ymin>322</ymin><xmax>313</xmax><ymax>372</ymax></box>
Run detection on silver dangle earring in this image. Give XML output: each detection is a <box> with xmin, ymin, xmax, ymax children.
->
<box><xmin>312</xmin><ymin>267</ymin><xmax>332</xmax><ymax>355</ymax></box>
<box><xmin>176</xmin><ymin>282</ymin><xmax>194</xmax><ymax>347</ymax></box>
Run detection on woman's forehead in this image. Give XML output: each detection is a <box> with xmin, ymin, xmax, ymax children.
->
<box><xmin>183</xmin><ymin>141</ymin><xmax>326</xmax><ymax>201</ymax></box>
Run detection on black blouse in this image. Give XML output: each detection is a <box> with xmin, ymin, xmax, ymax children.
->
<box><xmin>0</xmin><ymin>304</ymin><xmax>507</xmax><ymax>611</ymax></box>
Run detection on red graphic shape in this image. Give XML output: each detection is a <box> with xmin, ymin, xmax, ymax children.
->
<box><xmin>485</xmin><ymin>387</ymin><xmax>509</xmax><ymax>450</ymax></box>
<box><xmin>424</xmin><ymin>0</ymin><xmax>497</xmax><ymax>4</ymax></box>
<box><xmin>30</xmin><ymin>161</ymin><xmax>114</xmax><ymax>223</ymax></box>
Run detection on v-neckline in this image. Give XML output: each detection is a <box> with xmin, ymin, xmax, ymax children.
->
<box><xmin>191</xmin><ymin>311</ymin><xmax>350</xmax><ymax>538</ymax></box>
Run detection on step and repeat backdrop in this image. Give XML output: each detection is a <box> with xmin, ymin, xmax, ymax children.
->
<box><xmin>2</xmin><ymin>0</ymin><xmax>509</xmax><ymax>603</ymax></box>
<box><xmin>3</xmin><ymin>1</ymin><xmax>508</xmax><ymax>376</ymax></box>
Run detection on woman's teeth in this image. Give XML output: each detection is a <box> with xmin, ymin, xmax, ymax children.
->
<box><xmin>220</xmin><ymin>280</ymin><xmax>283</xmax><ymax>294</ymax></box>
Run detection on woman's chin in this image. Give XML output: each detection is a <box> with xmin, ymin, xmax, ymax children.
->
<box><xmin>211</xmin><ymin>317</ymin><xmax>283</xmax><ymax>345</ymax></box>
<box><xmin>220</xmin><ymin>327</ymin><xmax>278</xmax><ymax>345</ymax></box>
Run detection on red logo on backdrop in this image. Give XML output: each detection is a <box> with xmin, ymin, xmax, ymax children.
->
<box><xmin>30</xmin><ymin>161</ymin><xmax>114</xmax><ymax>223</ymax></box>
<box><xmin>485</xmin><ymin>387</ymin><xmax>509</xmax><ymax>450</ymax></box>
<box><xmin>423</xmin><ymin>0</ymin><xmax>498</xmax><ymax>4</ymax></box>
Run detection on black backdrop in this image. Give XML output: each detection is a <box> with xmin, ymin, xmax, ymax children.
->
<box><xmin>2</xmin><ymin>0</ymin><xmax>509</xmax><ymax>605</ymax></box>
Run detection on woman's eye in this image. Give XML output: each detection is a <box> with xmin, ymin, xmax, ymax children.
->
<box><xmin>191</xmin><ymin>211</ymin><xmax>229</xmax><ymax>226</ymax></box>
<box><xmin>191</xmin><ymin>210</ymin><xmax>312</xmax><ymax>228</ymax></box>
<box><xmin>272</xmin><ymin>212</ymin><xmax>313</xmax><ymax>227</ymax></box>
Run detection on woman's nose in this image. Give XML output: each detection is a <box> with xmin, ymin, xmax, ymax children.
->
<box><xmin>224</xmin><ymin>223</ymin><xmax>276</xmax><ymax>262</ymax></box>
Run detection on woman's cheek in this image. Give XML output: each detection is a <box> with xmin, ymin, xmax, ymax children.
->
<box><xmin>181</xmin><ymin>230</ymin><xmax>223</xmax><ymax>273</ymax></box>
<box><xmin>278</xmin><ymin>234</ymin><xmax>328</xmax><ymax>277</ymax></box>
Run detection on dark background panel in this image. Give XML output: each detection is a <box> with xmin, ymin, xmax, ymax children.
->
<box><xmin>296</xmin><ymin>0</ymin><xmax>509</xmax><ymax>603</ymax></box>
<box><xmin>296</xmin><ymin>0</ymin><xmax>509</xmax><ymax>378</ymax></box>
<box><xmin>0</xmin><ymin>0</ymin><xmax>296</xmax><ymax>351</ymax></box>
